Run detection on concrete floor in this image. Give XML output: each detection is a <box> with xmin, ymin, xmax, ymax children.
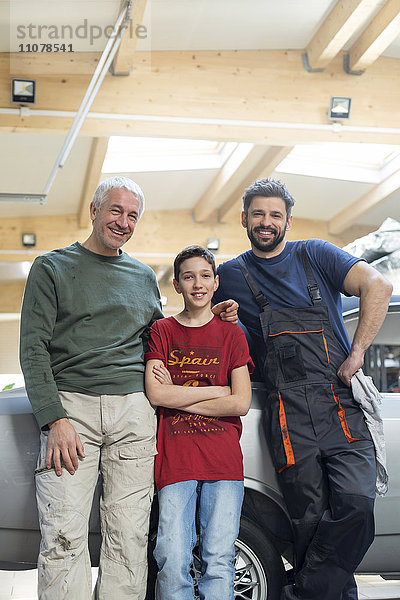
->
<box><xmin>0</xmin><ymin>569</ymin><xmax>400</xmax><ymax>599</ymax></box>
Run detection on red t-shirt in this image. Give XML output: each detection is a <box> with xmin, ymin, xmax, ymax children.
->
<box><xmin>145</xmin><ymin>315</ymin><xmax>254</xmax><ymax>490</ymax></box>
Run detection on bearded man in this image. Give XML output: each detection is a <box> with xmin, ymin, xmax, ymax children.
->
<box><xmin>213</xmin><ymin>178</ymin><xmax>392</xmax><ymax>600</ymax></box>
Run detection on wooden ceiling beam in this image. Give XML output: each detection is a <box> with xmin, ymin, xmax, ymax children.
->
<box><xmin>3</xmin><ymin>114</ymin><xmax>400</xmax><ymax>145</ymax></box>
<box><xmin>347</xmin><ymin>0</ymin><xmax>400</xmax><ymax>72</ymax></box>
<box><xmin>304</xmin><ymin>0</ymin><xmax>380</xmax><ymax>70</ymax></box>
<box><xmin>328</xmin><ymin>167</ymin><xmax>400</xmax><ymax>234</ymax></box>
<box><xmin>2</xmin><ymin>52</ymin><xmax>400</xmax><ymax>144</ymax></box>
<box><xmin>111</xmin><ymin>0</ymin><xmax>148</xmax><ymax>75</ymax></box>
<box><xmin>78</xmin><ymin>137</ymin><xmax>109</xmax><ymax>228</ymax></box>
<box><xmin>2</xmin><ymin>116</ymin><xmax>400</xmax><ymax>145</ymax></box>
<box><xmin>219</xmin><ymin>146</ymin><xmax>293</xmax><ymax>222</ymax></box>
<box><xmin>193</xmin><ymin>143</ymin><xmax>255</xmax><ymax>222</ymax></box>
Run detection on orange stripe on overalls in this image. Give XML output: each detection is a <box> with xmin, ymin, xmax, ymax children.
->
<box><xmin>322</xmin><ymin>332</ymin><xmax>330</xmax><ymax>363</ymax></box>
<box><xmin>278</xmin><ymin>392</ymin><xmax>295</xmax><ymax>473</ymax></box>
<box><xmin>331</xmin><ymin>384</ymin><xmax>363</xmax><ymax>443</ymax></box>
<box><xmin>269</xmin><ymin>329</ymin><xmax>324</xmax><ymax>337</ymax></box>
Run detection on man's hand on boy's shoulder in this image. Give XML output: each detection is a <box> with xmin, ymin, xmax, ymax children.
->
<box><xmin>212</xmin><ymin>299</ymin><xmax>239</xmax><ymax>324</ymax></box>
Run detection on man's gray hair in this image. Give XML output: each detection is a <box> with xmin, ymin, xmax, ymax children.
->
<box><xmin>92</xmin><ymin>176</ymin><xmax>145</xmax><ymax>219</ymax></box>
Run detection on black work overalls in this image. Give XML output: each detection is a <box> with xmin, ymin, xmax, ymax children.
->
<box><xmin>237</xmin><ymin>243</ymin><xmax>376</xmax><ymax>600</ymax></box>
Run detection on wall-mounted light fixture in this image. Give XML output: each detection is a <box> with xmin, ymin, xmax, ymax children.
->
<box><xmin>22</xmin><ymin>233</ymin><xmax>36</xmax><ymax>247</ymax></box>
<box><xmin>206</xmin><ymin>238</ymin><xmax>220</xmax><ymax>252</ymax></box>
<box><xmin>328</xmin><ymin>97</ymin><xmax>351</xmax><ymax>120</ymax></box>
<box><xmin>11</xmin><ymin>78</ymin><xmax>36</xmax><ymax>104</ymax></box>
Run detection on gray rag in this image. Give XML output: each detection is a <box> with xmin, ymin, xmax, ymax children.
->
<box><xmin>351</xmin><ymin>369</ymin><xmax>388</xmax><ymax>496</ymax></box>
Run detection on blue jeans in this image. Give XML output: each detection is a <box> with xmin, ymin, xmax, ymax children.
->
<box><xmin>154</xmin><ymin>479</ymin><xmax>244</xmax><ymax>600</ymax></box>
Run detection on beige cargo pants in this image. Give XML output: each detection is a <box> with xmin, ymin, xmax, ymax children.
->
<box><xmin>35</xmin><ymin>391</ymin><xmax>157</xmax><ymax>600</ymax></box>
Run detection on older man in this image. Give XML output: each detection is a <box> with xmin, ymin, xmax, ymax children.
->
<box><xmin>20</xmin><ymin>176</ymin><xmax>236</xmax><ymax>600</ymax></box>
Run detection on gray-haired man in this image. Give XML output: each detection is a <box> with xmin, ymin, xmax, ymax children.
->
<box><xmin>20</xmin><ymin>176</ymin><xmax>237</xmax><ymax>600</ymax></box>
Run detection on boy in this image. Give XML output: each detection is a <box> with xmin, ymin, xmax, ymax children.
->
<box><xmin>145</xmin><ymin>245</ymin><xmax>253</xmax><ymax>600</ymax></box>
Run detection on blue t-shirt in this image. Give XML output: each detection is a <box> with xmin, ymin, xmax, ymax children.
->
<box><xmin>213</xmin><ymin>240</ymin><xmax>362</xmax><ymax>376</ymax></box>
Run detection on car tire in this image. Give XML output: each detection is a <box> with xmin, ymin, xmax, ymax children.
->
<box><xmin>235</xmin><ymin>516</ymin><xmax>285</xmax><ymax>600</ymax></box>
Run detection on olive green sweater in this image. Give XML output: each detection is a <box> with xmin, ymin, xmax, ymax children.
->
<box><xmin>20</xmin><ymin>242</ymin><xmax>163</xmax><ymax>429</ymax></box>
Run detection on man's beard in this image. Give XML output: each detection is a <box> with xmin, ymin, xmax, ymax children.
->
<box><xmin>247</xmin><ymin>224</ymin><xmax>287</xmax><ymax>253</ymax></box>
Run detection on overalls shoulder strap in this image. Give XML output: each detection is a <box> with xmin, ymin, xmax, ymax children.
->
<box><xmin>236</xmin><ymin>254</ymin><xmax>270</xmax><ymax>312</ymax></box>
<box><xmin>236</xmin><ymin>255</ymin><xmax>271</xmax><ymax>340</ymax></box>
<box><xmin>301</xmin><ymin>241</ymin><xmax>322</xmax><ymax>306</ymax></box>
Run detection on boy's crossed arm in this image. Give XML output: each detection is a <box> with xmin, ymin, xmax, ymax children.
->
<box><xmin>145</xmin><ymin>359</ymin><xmax>251</xmax><ymax>417</ymax></box>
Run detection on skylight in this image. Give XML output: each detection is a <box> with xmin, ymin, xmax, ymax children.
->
<box><xmin>102</xmin><ymin>136</ymin><xmax>236</xmax><ymax>173</ymax></box>
<box><xmin>276</xmin><ymin>143</ymin><xmax>400</xmax><ymax>183</ymax></box>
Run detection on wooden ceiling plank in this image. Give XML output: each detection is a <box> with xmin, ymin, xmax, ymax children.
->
<box><xmin>112</xmin><ymin>0</ymin><xmax>148</xmax><ymax>75</ymax></box>
<box><xmin>193</xmin><ymin>143</ymin><xmax>256</xmax><ymax>222</ymax></box>
<box><xmin>219</xmin><ymin>146</ymin><xmax>293</xmax><ymax>222</ymax></box>
<box><xmin>347</xmin><ymin>0</ymin><xmax>400</xmax><ymax>72</ymax></box>
<box><xmin>78</xmin><ymin>137</ymin><xmax>109</xmax><ymax>228</ymax></box>
<box><xmin>9</xmin><ymin>52</ymin><xmax>102</xmax><ymax>76</ymax></box>
<box><xmin>328</xmin><ymin>167</ymin><xmax>400</xmax><ymax>234</ymax></box>
<box><xmin>305</xmin><ymin>0</ymin><xmax>380</xmax><ymax>70</ymax></box>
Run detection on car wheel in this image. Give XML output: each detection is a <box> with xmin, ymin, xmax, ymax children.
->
<box><xmin>234</xmin><ymin>517</ymin><xmax>285</xmax><ymax>599</ymax></box>
<box><xmin>190</xmin><ymin>517</ymin><xmax>284</xmax><ymax>600</ymax></box>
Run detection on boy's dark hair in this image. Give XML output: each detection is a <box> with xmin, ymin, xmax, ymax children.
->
<box><xmin>242</xmin><ymin>178</ymin><xmax>295</xmax><ymax>219</ymax></box>
<box><xmin>173</xmin><ymin>245</ymin><xmax>217</xmax><ymax>281</ymax></box>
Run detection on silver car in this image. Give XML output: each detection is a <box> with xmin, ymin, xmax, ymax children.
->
<box><xmin>1</xmin><ymin>297</ymin><xmax>399</xmax><ymax>599</ymax></box>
